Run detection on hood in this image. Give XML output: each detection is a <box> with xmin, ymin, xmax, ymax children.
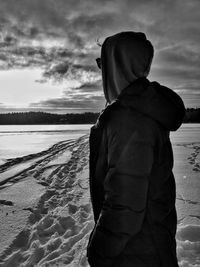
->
<box><xmin>117</xmin><ymin>77</ymin><xmax>186</xmax><ymax>131</ymax></box>
<box><xmin>101</xmin><ymin>31</ymin><xmax>154</xmax><ymax>103</ymax></box>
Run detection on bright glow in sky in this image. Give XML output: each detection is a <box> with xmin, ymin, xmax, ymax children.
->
<box><xmin>0</xmin><ymin>69</ymin><xmax>64</xmax><ymax>107</ymax></box>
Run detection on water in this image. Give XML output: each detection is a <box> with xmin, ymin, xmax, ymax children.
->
<box><xmin>0</xmin><ymin>124</ymin><xmax>91</xmax><ymax>163</ymax></box>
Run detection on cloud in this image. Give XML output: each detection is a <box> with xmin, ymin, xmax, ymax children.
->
<box><xmin>155</xmin><ymin>46</ymin><xmax>200</xmax><ymax>68</ymax></box>
<box><xmin>0</xmin><ymin>43</ymin><xmax>99</xmax><ymax>76</ymax></box>
<box><xmin>0</xmin><ymin>102</ymin><xmax>6</xmax><ymax>107</ymax></box>
<box><xmin>38</xmin><ymin>61</ymin><xmax>100</xmax><ymax>85</ymax></box>
<box><xmin>0</xmin><ymin>0</ymin><xmax>200</xmax><ymax>110</ymax></box>
<box><xmin>150</xmin><ymin>44</ymin><xmax>200</xmax><ymax>93</ymax></box>
<box><xmin>0</xmin><ymin>0</ymin><xmax>199</xmax><ymax>49</ymax></box>
<box><xmin>0</xmin><ymin>34</ymin><xmax>18</xmax><ymax>47</ymax></box>
<box><xmin>29</xmin><ymin>94</ymin><xmax>105</xmax><ymax>112</ymax></box>
<box><xmin>42</xmin><ymin>62</ymin><xmax>70</xmax><ymax>81</ymax></box>
<box><xmin>76</xmin><ymin>80</ymin><xmax>102</xmax><ymax>92</ymax></box>
<box><xmin>0</xmin><ymin>46</ymin><xmax>48</xmax><ymax>69</ymax></box>
<box><xmin>0</xmin><ymin>0</ymin><xmax>174</xmax><ymax>52</ymax></box>
<box><xmin>66</xmin><ymin>12</ymin><xmax>118</xmax><ymax>38</ymax></box>
<box><xmin>27</xmin><ymin>77</ymin><xmax>103</xmax><ymax>113</ymax></box>
<box><xmin>1</xmin><ymin>0</ymin><xmax>199</xmax><ymax>67</ymax></box>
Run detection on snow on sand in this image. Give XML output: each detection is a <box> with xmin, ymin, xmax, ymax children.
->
<box><xmin>0</xmin><ymin>135</ymin><xmax>94</xmax><ymax>267</ymax></box>
<box><xmin>173</xmin><ymin>142</ymin><xmax>200</xmax><ymax>267</ymax></box>
<box><xmin>0</xmin><ymin>134</ymin><xmax>200</xmax><ymax>266</ymax></box>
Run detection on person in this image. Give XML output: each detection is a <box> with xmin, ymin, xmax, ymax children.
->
<box><xmin>86</xmin><ymin>31</ymin><xmax>185</xmax><ymax>267</ymax></box>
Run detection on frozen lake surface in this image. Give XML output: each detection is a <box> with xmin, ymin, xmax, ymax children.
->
<box><xmin>170</xmin><ymin>123</ymin><xmax>200</xmax><ymax>144</ymax></box>
<box><xmin>0</xmin><ymin>123</ymin><xmax>199</xmax><ymax>221</ymax></box>
<box><xmin>0</xmin><ymin>124</ymin><xmax>91</xmax><ymax>163</ymax></box>
<box><xmin>0</xmin><ymin>123</ymin><xmax>199</xmax><ymax>222</ymax></box>
<box><xmin>0</xmin><ymin>123</ymin><xmax>199</xmax><ymax>162</ymax></box>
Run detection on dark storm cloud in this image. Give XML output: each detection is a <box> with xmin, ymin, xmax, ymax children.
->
<box><xmin>76</xmin><ymin>80</ymin><xmax>102</xmax><ymax>92</ymax></box>
<box><xmin>43</xmin><ymin>62</ymin><xmax>70</xmax><ymax>80</ymax></box>
<box><xmin>0</xmin><ymin>46</ymin><xmax>48</xmax><ymax>69</ymax></box>
<box><xmin>0</xmin><ymin>34</ymin><xmax>18</xmax><ymax>47</ymax></box>
<box><xmin>0</xmin><ymin>0</ymin><xmax>199</xmax><ymax>47</ymax></box>
<box><xmin>0</xmin><ymin>0</ymin><xmax>118</xmax><ymax>48</ymax></box>
<box><xmin>29</xmin><ymin>95</ymin><xmax>105</xmax><ymax>112</ymax></box>
<box><xmin>0</xmin><ymin>0</ymin><xmax>108</xmax><ymax>74</ymax></box>
<box><xmin>0</xmin><ymin>43</ymin><xmax>98</xmax><ymax>76</ymax></box>
<box><xmin>40</xmin><ymin>61</ymin><xmax>100</xmax><ymax>84</ymax></box>
<box><xmin>0</xmin><ymin>0</ymin><xmax>200</xmax><ymax>110</ymax></box>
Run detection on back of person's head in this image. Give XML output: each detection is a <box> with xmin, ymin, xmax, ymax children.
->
<box><xmin>100</xmin><ymin>31</ymin><xmax>154</xmax><ymax>103</ymax></box>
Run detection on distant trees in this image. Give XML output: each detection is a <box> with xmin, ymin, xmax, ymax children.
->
<box><xmin>183</xmin><ymin>108</ymin><xmax>200</xmax><ymax>123</ymax></box>
<box><xmin>0</xmin><ymin>109</ymin><xmax>199</xmax><ymax>124</ymax></box>
<box><xmin>0</xmin><ymin>111</ymin><xmax>99</xmax><ymax>124</ymax></box>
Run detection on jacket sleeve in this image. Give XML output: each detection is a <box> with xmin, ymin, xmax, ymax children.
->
<box><xmin>87</xmin><ymin>118</ymin><xmax>155</xmax><ymax>267</ymax></box>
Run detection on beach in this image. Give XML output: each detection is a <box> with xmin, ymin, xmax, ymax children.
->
<box><xmin>0</xmin><ymin>125</ymin><xmax>200</xmax><ymax>267</ymax></box>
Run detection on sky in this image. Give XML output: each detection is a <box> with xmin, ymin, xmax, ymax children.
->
<box><xmin>0</xmin><ymin>0</ymin><xmax>200</xmax><ymax>113</ymax></box>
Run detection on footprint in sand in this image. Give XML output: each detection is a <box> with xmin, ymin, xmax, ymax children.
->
<box><xmin>0</xmin><ymin>136</ymin><xmax>92</xmax><ymax>267</ymax></box>
<box><xmin>0</xmin><ymin>199</ymin><xmax>14</xmax><ymax>206</ymax></box>
<box><xmin>186</xmin><ymin>144</ymin><xmax>200</xmax><ymax>173</ymax></box>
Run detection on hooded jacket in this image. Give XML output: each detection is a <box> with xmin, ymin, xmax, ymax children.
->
<box><xmin>101</xmin><ymin>31</ymin><xmax>154</xmax><ymax>103</ymax></box>
<box><xmin>87</xmin><ymin>32</ymin><xmax>185</xmax><ymax>267</ymax></box>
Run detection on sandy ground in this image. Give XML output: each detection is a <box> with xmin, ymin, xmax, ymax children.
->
<box><xmin>0</xmin><ymin>134</ymin><xmax>199</xmax><ymax>267</ymax></box>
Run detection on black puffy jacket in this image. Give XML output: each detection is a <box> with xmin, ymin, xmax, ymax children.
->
<box><xmin>87</xmin><ymin>77</ymin><xmax>185</xmax><ymax>267</ymax></box>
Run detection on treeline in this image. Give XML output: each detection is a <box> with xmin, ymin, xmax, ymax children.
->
<box><xmin>0</xmin><ymin>109</ymin><xmax>199</xmax><ymax>124</ymax></box>
<box><xmin>183</xmin><ymin>108</ymin><xmax>200</xmax><ymax>123</ymax></box>
<box><xmin>0</xmin><ymin>112</ymin><xmax>99</xmax><ymax>124</ymax></box>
